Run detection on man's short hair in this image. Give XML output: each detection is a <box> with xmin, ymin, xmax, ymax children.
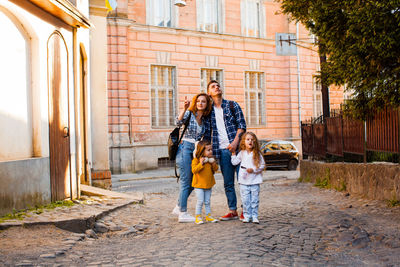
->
<box><xmin>207</xmin><ymin>80</ymin><xmax>219</xmax><ymax>92</ymax></box>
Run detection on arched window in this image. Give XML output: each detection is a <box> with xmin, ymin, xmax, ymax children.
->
<box><xmin>0</xmin><ymin>8</ymin><xmax>32</xmax><ymax>160</ymax></box>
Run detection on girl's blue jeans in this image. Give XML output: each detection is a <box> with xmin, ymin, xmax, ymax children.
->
<box><xmin>240</xmin><ymin>184</ymin><xmax>260</xmax><ymax>220</ymax></box>
<box><xmin>194</xmin><ymin>188</ymin><xmax>212</xmax><ymax>215</ymax></box>
<box><xmin>176</xmin><ymin>141</ymin><xmax>195</xmax><ymax>212</ymax></box>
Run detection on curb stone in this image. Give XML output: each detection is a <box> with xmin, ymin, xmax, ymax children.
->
<box><xmin>0</xmin><ymin>186</ymin><xmax>144</xmax><ymax>233</ymax></box>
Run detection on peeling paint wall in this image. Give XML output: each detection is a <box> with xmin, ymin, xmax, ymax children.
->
<box><xmin>0</xmin><ymin>157</ymin><xmax>51</xmax><ymax>215</ymax></box>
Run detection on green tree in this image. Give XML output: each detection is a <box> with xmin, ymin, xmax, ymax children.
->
<box><xmin>277</xmin><ymin>0</ymin><xmax>400</xmax><ymax>119</ymax></box>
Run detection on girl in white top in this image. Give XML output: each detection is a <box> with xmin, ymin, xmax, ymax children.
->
<box><xmin>231</xmin><ymin>132</ymin><xmax>265</xmax><ymax>223</ymax></box>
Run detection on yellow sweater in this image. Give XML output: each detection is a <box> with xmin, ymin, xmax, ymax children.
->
<box><xmin>191</xmin><ymin>158</ymin><xmax>218</xmax><ymax>189</ymax></box>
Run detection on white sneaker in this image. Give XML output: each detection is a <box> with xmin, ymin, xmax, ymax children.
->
<box><xmin>178</xmin><ymin>212</ymin><xmax>195</xmax><ymax>223</ymax></box>
<box><xmin>253</xmin><ymin>218</ymin><xmax>259</xmax><ymax>224</ymax></box>
<box><xmin>242</xmin><ymin>218</ymin><xmax>250</xmax><ymax>223</ymax></box>
<box><xmin>172</xmin><ymin>205</ymin><xmax>180</xmax><ymax>216</ymax></box>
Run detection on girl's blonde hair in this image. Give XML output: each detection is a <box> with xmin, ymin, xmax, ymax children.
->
<box><xmin>194</xmin><ymin>140</ymin><xmax>212</xmax><ymax>159</ymax></box>
<box><xmin>239</xmin><ymin>132</ymin><xmax>262</xmax><ymax>168</ymax></box>
<box><xmin>188</xmin><ymin>93</ymin><xmax>212</xmax><ymax>116</ymax></box>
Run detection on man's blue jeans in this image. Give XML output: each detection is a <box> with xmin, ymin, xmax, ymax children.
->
<box><xmin>219</xmin><ymin>149</ymin><xmax>237</xmax><ymax>211</ymax></box>
<box><xmin>176</xmin><ymin>141</ymin><xmax>195</xmax><ymax>212</ymax></box>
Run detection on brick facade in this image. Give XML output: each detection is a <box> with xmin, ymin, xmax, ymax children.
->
<box><xmin>107</xmin><ymin>0</ymin><xmax>344</xmax><ymax>173</ymax></box>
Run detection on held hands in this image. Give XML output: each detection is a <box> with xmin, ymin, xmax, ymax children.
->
<box><xmin>227</xmin><ymin>138</ymin><xmax>239</xmax><ymax>153</ymax></box>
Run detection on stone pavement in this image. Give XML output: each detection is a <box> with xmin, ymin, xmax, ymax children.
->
<box><xmin>1</xmin><ymin>169</ymin><xmax>400</xmax><ymax>266</ymax></box>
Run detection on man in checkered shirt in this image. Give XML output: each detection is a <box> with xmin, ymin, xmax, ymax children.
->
<box><xmin>206</xmin><ymin>80</ymin><xmax>246</xmax><ymax>221</ymax></box>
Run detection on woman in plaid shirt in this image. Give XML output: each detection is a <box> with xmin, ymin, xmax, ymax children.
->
<box><xmin>172</xmin><ymin>93</ymin><xmax>212</xmax><ymax>223</ymax></box>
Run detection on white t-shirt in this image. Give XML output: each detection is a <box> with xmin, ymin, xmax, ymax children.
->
<box><xmin>231</xmin><ymin>150</ymin><xmax>265</xmax><ymax>185</ymax></box>
<box><xmin>214</xmin><ymin>106</ymin><xmax>230</xmax><ymax>149</ymax></box>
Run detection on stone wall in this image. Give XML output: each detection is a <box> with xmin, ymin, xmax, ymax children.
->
<box><xmin>109</xmin><ymin>143</ymin><xmax>168</xmax><ymax>174</ymax></box>
<box><xmin>300</xmin><ymin>160</ymin><xmax>400</xmax><ymax>202</ymax></box>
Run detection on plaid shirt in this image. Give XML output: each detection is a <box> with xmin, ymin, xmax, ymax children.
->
<box><xmin>176</xmin><ymin>111</ymin><xmax>211</xmax><ymax>142</ymax></box>
<box><xmin>205</xmin><ymin>99</ymin><xmax>246</xmax><ymax>159</ymax></box>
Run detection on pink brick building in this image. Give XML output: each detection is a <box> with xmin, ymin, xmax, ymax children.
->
<box><xmin>107</xmin><ymin>0</ymin><xmax>344</xmax><ymax>173</ymax></box>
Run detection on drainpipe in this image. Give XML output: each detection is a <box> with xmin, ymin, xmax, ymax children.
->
<box><xmin>296</xmin><ymin>22</ymin><xmax>302</xmax><ymax>137</ymax></box>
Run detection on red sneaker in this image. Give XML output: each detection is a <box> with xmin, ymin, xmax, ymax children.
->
<box><xmin>239</xmin><ymin>212</ymin><xmax>244</xmax><ymax>221</ymax></box>
<box><xmin>220</xmin><ymin>212</ymin><xmax>239</xmax><ymax>221</ymax></box>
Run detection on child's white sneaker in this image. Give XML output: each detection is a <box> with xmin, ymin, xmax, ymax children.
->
<box><xmin>172</xmin><ymin>205</ymin><xmax>180</xmax><ymax>216</ymax></box>
<box><xmin>178</xmin><ymin>212</ymin><xmax>195</xmax><ymax>223</ymax></box>
<box><xmin>242</xmin><ymin>217</ymin><xmax>250</xmax><ymax>223</ymax></box>
<box><xmin>252</xmin><ymin>218</ymin><xmax>259</xmax><ymax>224</ymax></box>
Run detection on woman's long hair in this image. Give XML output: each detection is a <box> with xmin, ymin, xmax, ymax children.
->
<box><xmin>239</xmin><ymin>132</ymin><xmax>262</xmax><ymax>168</ymax></box>
<box><xmin>188</xmin><ymin>93</ymin><xmax>212</xmax><ymax>116</ymax></box>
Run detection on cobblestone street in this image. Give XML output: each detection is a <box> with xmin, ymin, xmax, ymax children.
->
<box><xmin>1</xmin><ymin>173</ymin><xmax>400</xmax><ymax>266</ymax></box>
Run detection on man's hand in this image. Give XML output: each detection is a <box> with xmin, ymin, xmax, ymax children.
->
<box><xmin>228</xmin><ymin>138</ymin><xmax>239</xmax><ymax>153</ymax></box>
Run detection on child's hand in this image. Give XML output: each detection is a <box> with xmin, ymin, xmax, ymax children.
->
<box><xmin>231</xmin><ymin>150</ymin><xmax>236</xmax><ymax>156</ymax></box>
<box><xmin>200</xmin><ymin>157</ymin><xmax>207</xmax><ymax>165</ymax></box>
<box><xmin>246</xmin><ymin>168</ymin><xmax>254</xmax><ymax>174</ymax></box>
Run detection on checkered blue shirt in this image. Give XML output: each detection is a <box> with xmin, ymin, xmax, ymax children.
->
<box><xmin>205</xmin><ymin>99</ymin><xmax>246</xmax><ymax>159</ymax></box>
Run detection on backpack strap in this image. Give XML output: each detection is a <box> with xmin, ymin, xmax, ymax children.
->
<box><xmin>175</xmin><ymin>111</ymin><xmax>192</xmax><ymax>181</ymax></box>
<box><xmin>177</xmin><ymin>111</ymin><xmax>192</xmax><ymax>146</ymax></box>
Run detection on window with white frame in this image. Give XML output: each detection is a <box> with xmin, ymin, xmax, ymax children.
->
<box><xmin>241</xmin><ymin>0</ymin><xmax>264</xmax><ymax>38</ymax></box>
<box><xmin>147</xmin><ymin>0</ymin><xmax>175</xmax><ymax>27</ymax></box>
<box><xmin>313</xmin><ymin>76</ymin><xmax>323</xmax><ymax>118</ymax></box>
<box><xmin>245</xmin><ymin>72</ymin><xmax>265</xmax><ymax>126</ymax></box>
<box><xmin>150</xmin><ymin>65</ymin><xmax>177</xmax><ymax>127</ymax></box>
<box><xmin>197</xmin><ymin>0</ymin><xmax>222</xmax><ymax>33</ymax></box>
<box><xmin>200</xmin><ymin>68</ymin><xmax>224</xmax><ymax>93</ymax></box>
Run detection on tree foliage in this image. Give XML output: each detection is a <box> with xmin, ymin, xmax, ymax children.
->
<box><xmin>277</xmin><ymin>0</ymin><xmax>400</xmax><ymax>118</ymax></box>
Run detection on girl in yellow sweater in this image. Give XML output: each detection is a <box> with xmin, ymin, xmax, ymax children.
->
<box><xmin>192</xmin><ymin>140</ymin><xmax>219</xmax><ymax>224</ymax></box>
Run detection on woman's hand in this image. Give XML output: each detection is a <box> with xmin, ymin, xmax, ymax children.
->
<box><xmin>183</xmin><ymin>96</ymin><xmax>190</xmax><ymax>111</ymax></box>
<box><xmin>177</xmin><ymin>96</ymin><xmax>191</xmax><ymax>121</ymax></box>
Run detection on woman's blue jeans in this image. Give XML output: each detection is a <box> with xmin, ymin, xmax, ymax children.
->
<box><xmin>176</xmin><ymin>141</ymin><xmax>195</xmax><ymax>212</ymax></box>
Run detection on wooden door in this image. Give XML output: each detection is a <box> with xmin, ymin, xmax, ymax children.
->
<box><xmin>78</xmin><ymin>46</ymin><xmax>88</xmax><ymax>185</ymax></box>
<box><xmin>48</xmin><ymin>31</ymin><xmax>71</xmax><ymax>201</ymax></box>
